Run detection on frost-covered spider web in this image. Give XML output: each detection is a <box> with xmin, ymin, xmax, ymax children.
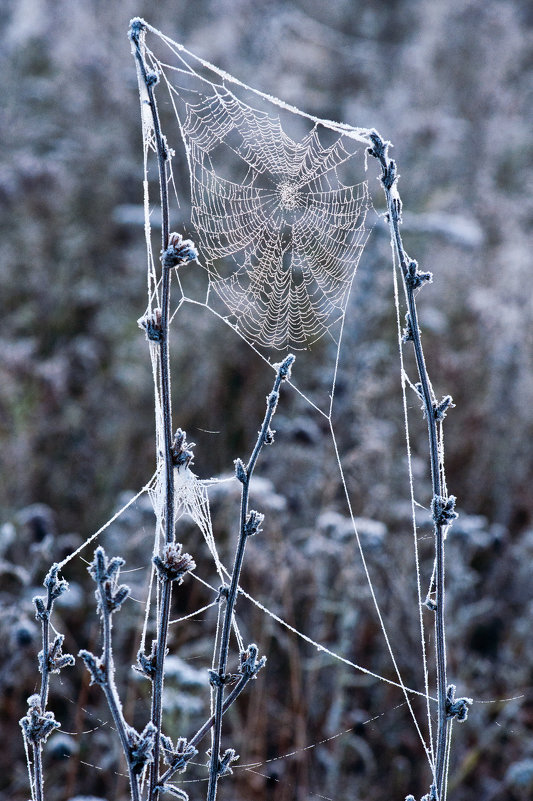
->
<box><xmin>183</xmin><ymin>100</ymin><xmax>370</xmax><ymax>351</ymax></box>
<box><xmin>130</xmin><ymin>18</ymin><xmax>440</xmax><ymax>795</ymax></box>
<box><xmin>53</xmin><ymin>19</ymin><xmax>447</xmax><ymax>801</ymax></box>
<box><xmin>135</xmin><ymin>25</ymin><xmax>373</xmax><ymax>361</ymax></box>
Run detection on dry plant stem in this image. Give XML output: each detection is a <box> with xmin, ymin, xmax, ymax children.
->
<box><xmin>31</xmin><ymin>597</ymin><xmax>53</xmax><ymax>801</ymax></box>
<box><xmin>23</xmin><ymin>568</ymin><xmax>73</xmax><ymax>801</ymax></box>
<box><xmin>32</xmin><ymin>747</ymin><xmax>43</xmax><ymax>801</ymax></box>
<box><xmin>369</xmin><ymin>132</ymin><xmax>449</xmax><ymax>799</ymax></box>
<box><xmin>130</xmin><ymin>22</ymin><xmax>175</xmax><ymax>800</ymax></box>
<box><xmin>96</xmin><ymin>582</ymin><xmax>142</xmax><ymax>801</ymax></box>
<box><xmin>206</xmin><ymin>355</ymin><xmax>294</xmax><ymax>801</ymax></box>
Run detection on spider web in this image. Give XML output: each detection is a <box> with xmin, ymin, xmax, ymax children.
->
<box><xmin>136</xmin><ymin>19</ymin><xmax>439</xmax><ymax>793</ymax></box>
<box><xmin>50</xmin><ymin>20</ymin><xmax>443</xmax><ymax>801</ymax></box>
<box><xmin>133</xmin><ymin>19</ymin><xmax>440</xmax><ymax>792</ymax></box>
<box><xmin>137</xmin><ymin>26</ymin><xmax>372</xmax><ymax>356</ymax></box>
<box><xmin>183</xmin><ymin>97</ymin><xmax>370</xmax><ymax>350</ymax></box>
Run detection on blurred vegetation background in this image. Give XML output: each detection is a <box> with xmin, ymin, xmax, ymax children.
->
<box><xmin>1</xmin><ymin>1</ymin><xmax>532</xmax><ymax>800</ymax></box>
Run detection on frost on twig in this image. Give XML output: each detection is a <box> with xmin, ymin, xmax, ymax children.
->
<box><xmin>20</xmin><ymin>564</ymin><xmax>74</xmax><ymax>801</ymax></box>
<box><xmin>78</xmin><ymin>546</ymin><xmax>146</xmax><ymax>801</ymax></box>
<box><xmin>369</xmin><ymin>129</ymin><xmax>468</xmax><ymax>801</ymax></box>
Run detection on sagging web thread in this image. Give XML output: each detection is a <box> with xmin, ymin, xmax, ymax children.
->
<box><xmin>54</xmin><ymin>19</ymin><xmax>443</xmax><ymax>797</ymax></box>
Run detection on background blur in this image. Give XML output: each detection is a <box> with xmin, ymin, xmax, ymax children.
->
<box><xmin>1</xmin><ymin>1</ymin><xmax>532</xmax><ymax>800</ymax></box>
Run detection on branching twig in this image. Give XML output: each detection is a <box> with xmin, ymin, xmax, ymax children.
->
<box><xmin>79</xmin><ymin>547</ymin><xmax>159</xmax><ymax>801</ymax></box>
<box><xmin>156</xmin><ymin>644</ymin><xmax>266</xmax><ymax>792</ymax></box>
<box><xmin>368</xmin><ymin>132</ymin><xmax>471</xmax><ymax>800</ymax></box>
<box><xmin>206</xmin><ymin>355</ymin><xmax>294</xmax><ymax>801</ymax></box>
<box><xmin>20</xmin><ymin>565</ymin><xmax>74</xmax><ymax>801</ymax></box>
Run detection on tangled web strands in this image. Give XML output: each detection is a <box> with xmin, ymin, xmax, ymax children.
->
<box><xmin>138</xmin><ymin>23</ymin><xmax>374</xmax><ymax>352</ymax></box>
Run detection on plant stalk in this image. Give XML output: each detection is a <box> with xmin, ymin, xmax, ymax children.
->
<box><xmin>130</xmin><ymin>21</ymin><xmax>175</xmax><ymax>800</ymax></box>
<box><xmin>29</xmin><ymin>601</ymin><xmax>52</xmax><ymax>801</ymax></box>
<box><xmin>369</xmin><ymin>132</ymin><xmax>450</xmax><ymax>799</ymax></box>
<box><xmin>97</xmin><ymin>581</ymin><xmax>141</xmax><ymax>801</ymax></box>
<box><xmin>157</xmin><ymin>671</ymin><xmax>255</xmax><ymax>788</ymax></box>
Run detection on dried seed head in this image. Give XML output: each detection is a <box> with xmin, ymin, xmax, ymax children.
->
<box><xmin>138</xmin><ymin>309</ymin><xmax>163</xmax><ymax>342</ymax></box>
<box><xmin>244</xmin><ymin>510</ymin><xmax>264</xmax><ymax>537</ymax></box>
<box><xmin>171</xmin><ymin>428</ymin><xmax>195</xmax><ymax>469</ymax></box>
<box><xmin>19</xmin><ymin>695</ymin><xmax>60</xmax><ymax>745</ymax></box>
<box><xmin>445</xmin><ymin>684</ymin><xmax>473</xmax><ymax>722</ymax></box>
<box><xmin>153</xmin><ymin>543</ymin><xmax>196</xmax><ymax>583</ymax></box>
<box><xmin>162</xmin><ymin>234</ymin><xmax>198</xmax><ymax>269</ymax></box>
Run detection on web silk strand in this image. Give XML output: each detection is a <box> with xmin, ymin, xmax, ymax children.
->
<box><xmin>392</xmin><ymin>238</ymin><xmax>435</xmax><ymax>766</ymax></box>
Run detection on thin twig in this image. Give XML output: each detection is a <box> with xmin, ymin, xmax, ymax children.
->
<box><xmin>20</xmin><ymin>566</ymin><xmax>74</xmax><ymax>801</ymax></box>
<box><xmin>79</xmin><ymin>549</ymin><xmax>148</xmax><ymax>801</ymax></box>
<box><xmin>206</xmin><ymin>354</ymin><xmax>295</xmax><ymax>801</ymax></box>
<box><xmin>129</xmin><ymin>21</ymin><xmax>175</xmax><ymax>800</ymax></box>
<box><xmin>368</xmin><ymin>132</ymin><xmax>457</xmax><ymax>800</ymax></box>
<box><xmin>98</xmin><ymin>593</ymin><xmax>142</xmax><ymax>801</ymax></box>
<box><xmin>157</xmin><ymin>670</ymin><xmax>257</xmax><ymax>788</ymax></box>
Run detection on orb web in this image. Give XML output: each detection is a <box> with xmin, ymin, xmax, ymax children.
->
<box><xmin>137</xmin><ymin>31</ymin><xmax>373</xmax><ymax>353</ymax></box>
<box><xmin>181</xmin><ymin>91</ymin><xmax>371</xmax><ymax>349</ymax></box>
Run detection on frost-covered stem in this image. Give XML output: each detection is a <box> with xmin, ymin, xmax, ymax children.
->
<box><xmin>130</xmin><ymin>22</ymin><xmax>175</xmax><ymax>800</ymax></box>
<box><xmin>96</xmin><ymin>580</ymin><xmax>142</xmax><ymax>801</ymax></box>
<box><xmin>29</xmin><ymin>617</ymin><xmax>50</xmax><ymax>801</ymax></box>
<box><xmin>369</xmin><ymin>132</ymin><xmax>451</xmax><ymax>800</ymax></box>
<box><xmin>32</xmin><ymin>746</ymin><xmax>43</xmax><ymax>801</ymax></box>
<box><xmin>21</xmin><ymin>566</ymin><xmax>73</xmax><ymax>801</ymax></box>
<box><xmin>129</xmin><ymin>19</ymin><xmax>174</xmax><ymax>548</ymax></box>
<box><xmin>39</xmin><ymin>610</ymin><xmax>51</xmax><ymax>712</ymax></box>
<box><xmin>79</xmin><ymin>551</ymin><xmax>145</xmax><ymax>801</ymax></box>
<box><xmin>129</xmin><ymin>19</ymin><xmax>170</xmax><ymax>249</ymax></box>
<box><xmin>149</xmin><ymin>578</ymin><xmax>172</xmax><ymax>799</ymax></box>
<box><xmin>31</xmin><ymin>593</ymin><xmax>52</xmax><ymax>801</ymax></box>
<box><xmin>207</xmin><ymin>355</ymin><xmax>294</xmax><ymax>801</ymax></box>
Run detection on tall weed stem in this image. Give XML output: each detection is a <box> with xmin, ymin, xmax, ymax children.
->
<box><xmin>130</xmin><ymin>21</ymin><xmax>177</xmax><ymax>800</ymax></box>
<box><xmin>20</xmin><ymin>565</ymin><xmax>74</xmax><ymax>801</ymax></box>
<box><xmin>79</xmin><ymin>550</ymin><xmax>142</xmax><ymax>801</ymax></box>
<box><xmin>369</xmin><ymin>132</ymin><xmax>458</xmax><ymax>800</ymax></box>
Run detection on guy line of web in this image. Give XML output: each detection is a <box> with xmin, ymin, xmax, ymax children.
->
<box><xmin>144</xmin><ymin>40</ymin><xmax>371</xmax><ymax>220</ymax></box>
<box><xmin>54</xmin><ymin>683</ymin><xmax>410</xmax><ymax>801</ymax></box>
<box><xmin>139</xmin><ymin>19</ymin><xmax>372</xmax><ymax>144</ymax></box>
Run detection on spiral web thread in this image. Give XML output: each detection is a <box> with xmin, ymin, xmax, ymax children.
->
<box><xmin>57</xmin><ymin>20</ymin><xmax>444</xmax><ymax>799</ymax></box>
